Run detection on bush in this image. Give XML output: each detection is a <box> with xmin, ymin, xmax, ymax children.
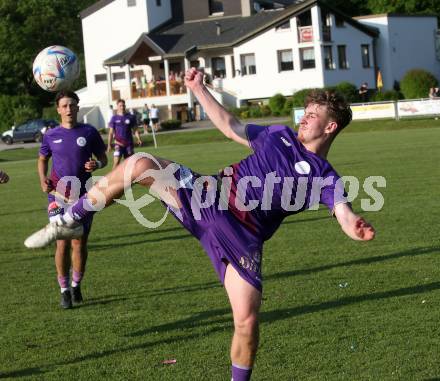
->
<box><xmin>249</xmin><ymin>106</ymin><xmax>262</xmax><ymax>118</ymax></box>
<box><xmin>334</xmin><ymin>81</ymin><xmax>358</xmax><ymax>103</ymax></box>
<box><xmin>268</xmin><ymin>93</ymin><xmax>286</xmax><ymax>116</ymax></box>
<box><xmin>260</xmin><ymin>105</ymin><xmax>271</xmax><ymax>117</ymax></box>
<box><xmin>229</xmin><ymin>107</ymin><xmax>242</xmax><ymax>118</ymax></box>
<box><xmin>400</xmin><ymin>69</ymin><xmax>438</xmax><ymax>99</ymax></box>
<box><xmin>0</xmin><ymin>95</ymin><xmax>40</xmax><ymax>132</ymax></box>
<box><xmin>282</xmin><ymin>98</ymin><xmax>294</xmax><ymax>116</ymax></box>
<box><xmin>291</xmin><ymin>88</ymin><xmax>317</xmax><ymax>107</ymax></box>
<box><xmin>372</xmin><ymin>90</ymin><xmax>403</xmax><ymax>102</ymax></box>
<box><xmin>42</xmin><ymin>105</ymin><xmax>59</xmax><ymax>121</ymax></box>
<box><xmin>160</xmin><ymin>119</ymin><xmax>182</xmax><ymax>130</ymax></box>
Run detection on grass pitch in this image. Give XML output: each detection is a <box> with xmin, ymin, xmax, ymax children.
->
<box><xmin>0</xmin><ymin>118</ymin><xmax>439</xmax><ymax>380</ymax></box>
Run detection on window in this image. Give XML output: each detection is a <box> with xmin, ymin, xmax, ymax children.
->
<box><xmin>323</xmin><ymin>46</ymin><xmax>334</xmax><ymax>70</ymax></box>
<box><xmin>94</xmin><ymin>74</ymin><xmax>107</xmax><ymax>83</ymax></box>
<box><xmin>240</xmin><ymin>54</ymin><xmax>256</xmax><ymax>75</ymax></box>
<box><xmin>231</xmin><ymin>55</ymin><xmax>236</xmax><ymax>77</ymax></box>
<box><xmin>209</xmin><ymin>0</ymin><xmax>223</xmax><ymax>15</ymax></box>
<box><xmin>337</xmin><ymin>45</ymin><xmax>348</xmax><ymax>69</ymax></box>
<box><xmin>127</xmin><ymin>0</ymin><xmax>136</xmax><ymax>7</ymax></box>
<box><xmin>361</xmin><ymin>44</ymin><xmax>370</xmax><ymax>68</ymax></box>
<box><xmin>156</xmin><ymin>0</ymin><xmax>161</xmax><ymax>5</ymax></box>
<box><xmin>278</xmin><ymin>50</ymin><xmax>293</xmax><ymax>72</ymax></box>
<box><xmin>112</xmin><ymin>72</ymin><xmax>126</xmax><ymax>81</ymax></box>
<box><xmin>276</xmin><ymin>21</ymin><xmax>290</xmax><ymax>31</ymax></box>
<box><xmin>211</xmin><ymin>57</ymin><xmax>226</xmax><ymax>78</ymax></box>
<box><xmin>300</xmin><ymin>47</ymin><xmax>315</xmax><ymax>69</ymax></box>
<box><xmin>190</xmin><ymin>59</ymin><xmax>200</xmax><ymax>68</ymax></box>
<box><xmin>335</xmin><ymin>15</ymin><xmax>344</xmax><ymax>27</ymax></box>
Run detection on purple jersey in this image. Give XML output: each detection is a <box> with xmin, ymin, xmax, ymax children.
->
<box><xmin>108</xmin><ymin>113</ymin><xmax>137</xmax><ymax>146</ymax></box>
<box><xmin>221</xmin><ymin>124</ymin><xmax>347</xmax><ymax>241</ymax></box>
<box><xmin>40</xmin><ymin>123</ymin><xmax>106</xmax><ymax>197</ymax></box>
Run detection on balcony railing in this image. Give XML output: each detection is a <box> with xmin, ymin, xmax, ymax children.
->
<box><xmin>129</xmin><ymin>80</ymin><xmax>187</xmax><ymax>99</ymax></box>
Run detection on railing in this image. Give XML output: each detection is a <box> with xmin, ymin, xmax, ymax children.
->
<box><xmin>129</xmin><ymin>81</ymin><xmax>187</xmax><ymax>99</ymax></box>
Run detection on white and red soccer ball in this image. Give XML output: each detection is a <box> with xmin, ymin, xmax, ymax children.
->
<box><xmin>33</xmin><ymin>45</ymin><xmax>80</xmax><ymax>92</ymax></box>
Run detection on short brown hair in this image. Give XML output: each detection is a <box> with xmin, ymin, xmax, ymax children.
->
<box><xmin>117</xmin><ymin>99</ymin><xmax>125</xmax><ymax>105</ymax></box>
<box><xmin>305</xmin><ymin>90</ymin><xmax>352</xmax><ymax>131</ymax></box>
<box><xmin>55</xmin><ymin>90</ymin><xmax>80</xmax><ymax>106</ymax></box>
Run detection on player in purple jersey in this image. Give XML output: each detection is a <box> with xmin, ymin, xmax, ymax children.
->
<box><xmin>107</xmin><ymin>99</ymin><xmax>142</xmax><ymax>169</ymax></box>
<box><xmin>37</xmin><ymin>90</ymin><xmax>107</xmax><ymax>309</ymax></box>
<box><xmin>25</xmin><ymin>69</ymin><xmax>375</xmax><ymax>379</ymax></box>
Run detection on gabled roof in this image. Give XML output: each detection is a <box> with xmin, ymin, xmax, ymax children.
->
<box><xmin>80</xmin><ymin>0</ymin><xmax>114</xmax><ymax>19</ymax></box>
<box><xmin>104</xmin><ymin>0</ymin><xmax>379</xmax><ymax>64</ymax></box>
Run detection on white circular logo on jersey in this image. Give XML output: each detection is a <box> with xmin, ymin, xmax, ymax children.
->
<box><xmin>295</xmin><ymin>161</ymin><xmax>311</xmax><ymax>175</ymax></box>
<box><xmin>125</xmin><ymin>119</ymin><xmax>131</xmax><ymax>124</ymax></box>
<box><xmin>76</xmin><ymin>137</ymin><xmax>87</xmax><ymax>147</ymax></box>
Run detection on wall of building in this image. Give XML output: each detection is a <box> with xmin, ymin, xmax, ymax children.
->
<box><xmin>358</xmin><ymin>15</ymin><xmax>440</xmax><ymax>89</ymax></box>
<box><xmin>321</xmin><ymin>13</ymin><xmax>376</xmax><ymax>89</ymax></box>
<box><xmin>81</xmin><ymin>0</ymin><xmax>171</xmax><ymax>103</ymax></box>
<box><xmin>146</xmin><ymin>0</ymin><xmax>172</xmax><ymax>30</ymax></box>
<box><xmin>231</xmin><ymin>16</ymin><xmax>322</xmax><ymax>100</ymax></box>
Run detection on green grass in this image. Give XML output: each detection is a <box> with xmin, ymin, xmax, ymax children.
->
<box><xmin>0</xmin><ymin>120</ymin><xmax>439</xmax><ymax>380</ymax></box>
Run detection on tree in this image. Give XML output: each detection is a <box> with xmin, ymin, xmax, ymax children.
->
<box><xmin>0</xmin><ymin>0</ymin><xmax>94</xmax><ymax>103</ymax></box>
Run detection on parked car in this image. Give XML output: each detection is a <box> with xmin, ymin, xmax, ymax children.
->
<box><xmin>1</xmin><ymin>119</ymin><xmax>57</xmax><ymax>145</ymax></box>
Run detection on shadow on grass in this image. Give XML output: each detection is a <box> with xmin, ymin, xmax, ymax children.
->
<box><xmin>4</xmin><ymin>279</ymin><xmax>440</xmax><ymax>377</ymax></box>
<box><xmin>0</xmin><ymin>325</ymin><xmax>228</xmax><ymax>378</ymax></box>
<box><xmin>265</xmin><ymin>246</ymin><xmax>440</xmax><ymax>282</ymax></box>
<box><xmin>0</xmin><ymin>208</ymin><xmax>44</xmax><ymax>217</ymax></box>
<box><xmin>88</xmin><ymin>233</ymin><xmax>192</xmax><ymax>251</ymax></box>
<box><xmin>79</xmin><ymin>280</ymin><xmax>221</xmax><ymax>308</ymax></box>
<box><xmin>92</xmin><ymin>226</ymin><xmax>184</xmax><ymax>242</ymax></box>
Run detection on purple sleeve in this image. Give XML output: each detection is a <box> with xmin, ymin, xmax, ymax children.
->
<box><xmin>90</xmin><ymin>128</ymin><xmax>106</xmax><ymax>156</ymax></box>
<box><xmin>320</xmin><ymin>169</ymin><xmax>348</xmax><ymax>213</ymax></box>
<box><xmin>39</xmin><ymin>133</ymin><xmax>52</xmax><ymax>158</ymax></box>
<box><xmin>245</xmin><ymin>124</ymin><xmax>268</xmax><ymax>151</ymax></box>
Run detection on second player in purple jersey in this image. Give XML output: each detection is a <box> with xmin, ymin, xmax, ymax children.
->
<box><xmin>40</xmin><ymin>123</ymin><xmax>106</xmax><ymax>197</ymax></box>
<box><xmin>36</xmin><ymin>90</ymin><xmax>107</xmax><ymax>310</ymax></box>
<box><xmin>107</xmin><ymin>99</ymin><xmax>142</xmax><ymax>168</ymax></box>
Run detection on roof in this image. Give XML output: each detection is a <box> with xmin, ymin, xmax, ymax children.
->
<box><xmin>103</xmin><ymin>0</ymin><xmax>379</xmax><ymax>65</ymax></box>
<box><xmin>354</xmin><ymin>13</ymin><xmax>437</xmax><ymax>20</ymax></box>
<box><xmin>80</xmin><ymin>0</ymin><xmax>114</xmax><ymax>19</ymax></box>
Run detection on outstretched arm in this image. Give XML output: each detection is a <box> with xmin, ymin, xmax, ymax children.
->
<box><xmin>334</xmin><ymin>203</ymin><xmax>375</xmax><ymax>241</ymax></box>
<box><xmin>185</xmin><ymin>68</ymin><xmax>249</xmax><ymax>147</ymax></box>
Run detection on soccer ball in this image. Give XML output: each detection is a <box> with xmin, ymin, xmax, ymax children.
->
<box><xmin>33</xmin><ymin>45</ymin><xmax>80</xmax><ymax>92</ymax></box>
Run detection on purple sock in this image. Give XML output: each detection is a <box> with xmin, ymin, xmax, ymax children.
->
<box><xmin>57</xmin><ymin>275</ymin><xmax>69</xmax><ymax>289</ymax></box>
<box><xmin>72</xmin><ymin>271</ymin><xmax>84</xmax><ymax>286</ymax></box>
<box><xmin>231</xmin><ymin>364</ymin><xmax>252</xmax><ymax>381</ymax></box>
<box><xmin>68</xmin><ymin>194</ymin><xmax>96</xmax><ymax>222</ymax></box>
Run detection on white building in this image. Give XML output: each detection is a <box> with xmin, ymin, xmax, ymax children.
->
<box><xmin>355</xmin><ymin>14</ymin><xmax>440</xmax><ymax>90</ymax></box>
<box><xmin>78</xmin><ymin>0</ymin><xmax>440</xmax><ymax>127</ymax></box>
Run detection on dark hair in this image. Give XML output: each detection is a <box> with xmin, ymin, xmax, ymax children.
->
<box><xmin>55</xmin><ymin>90</ymin><xmax>80</xmax><ymax>106</ymax></box>
<box><xmin>305</xmin><ymin>90</ymin><xmax>352</xmax><ymax>132</ymax></box>
<box><xmin>117</xmin><ymin>99</ymin><xmax>125</xmax><ymax>105</ymax></box>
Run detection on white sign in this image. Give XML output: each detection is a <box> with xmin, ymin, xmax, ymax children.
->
<box><xmin>397</xmin><ymin>99</ymin><xmax>440</xmax><ymax>117</ymax></box>
<box><xmin>351</xmin><ymin>102</ymin><xmax>396</xmax><ymax>120</ymax></box>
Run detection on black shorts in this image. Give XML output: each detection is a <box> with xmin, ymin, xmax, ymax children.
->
<box><xmin>151</xmin><ymin>118</ymin><xmax>159</xmax><ymax>124</ymax></box>
<box><xmin>143</xmin><ymin>118</ymin><xmax>150</xmax><ymax>125</ymax></box>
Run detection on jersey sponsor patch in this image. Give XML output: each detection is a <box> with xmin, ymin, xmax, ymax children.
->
<box><xmin>294</xmin><ymin>160</ymin><xmax>311</xmax><ymax>175</ymax></box>
<box><xmin>76</xmin><ymin>137</ymin><xmax>87</xmax><ymax>147</ymax></box>
<box><xmin>53</xmin><ymin>139</ymin><xmax>63</xmax><ymax>144</ymax></box>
